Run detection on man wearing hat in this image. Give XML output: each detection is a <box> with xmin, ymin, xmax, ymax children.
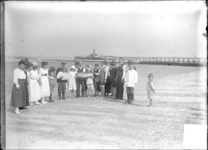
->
<box><xmin>75</xmin><ymin>61</ymin><xmax>86</xmax><ymax>98</ymax></box>
<box><xmin>56</xmin><ymin>61</ymin><xmax>67</xmax><ymax>83</ymax></box>
<box><xmin>98</xmin><ymin>60</ymin><xmax>109</xmax><ymax>98</ymax></box>
<box><xmin>109</xmin><ymin>60</ymin><xmax>117</xmax><ymax>98</ymax></box>
<box><xmin>115</xmin><ymin>58</ymin><xmax>127</xmax><ymax>100</ymax></box>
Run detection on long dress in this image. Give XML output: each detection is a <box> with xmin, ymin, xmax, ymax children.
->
<box><xmin>39</xmin><ymin>68</ymin><xmax>50</xmax><ymax>97</ymax></box>
<box><xmin>29</xmin><ymin>70</ymin><xmax>41</xmax><ymax>102</ymax></box>
<box><xmin>68</xmin><ymin>71</ymin><xmax>77</xmax><ymax>90</ymax></box>
<box><xmin>10</xmin><ymin>68</ymin><xmax>27</xmax><ymax>107</ymax></box>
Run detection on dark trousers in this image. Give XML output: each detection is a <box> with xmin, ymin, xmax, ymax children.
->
<box><xmin>105</xmin><ymin>76</ymin><xmax>112</xmax><ymax>95</ymax></box>
<box><xmin>76</xmin><ymin>78</ymin><xmax>86</xmax><ymax>97</ymax></box>
<box><xmin>115</xmin><ymin>78</ymin><xmax>124</xmax><ymax>100</ymax></box>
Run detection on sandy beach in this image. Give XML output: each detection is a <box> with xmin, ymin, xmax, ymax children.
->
<box><xmin>5</xmin><ymin>62</ymin><xmax>207</xmax><ymax>149</ymax></box>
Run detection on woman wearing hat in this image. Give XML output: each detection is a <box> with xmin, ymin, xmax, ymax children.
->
<box><xmin>29</xmin><ymin>62</ymin><xmax>42</xmax><ymax>105</ymax></box>
<box><xmin>10</xmin><ymin>60</ymin><xmax>27</xmax><ymax>115</ymax></box>
<box><xmin>39</xmin><ymin>61</ymin><xmax>50</xmax><ymax>104</ymax></box>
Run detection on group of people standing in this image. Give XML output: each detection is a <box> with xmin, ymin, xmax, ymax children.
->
<box><xmin>10</xmin><ymin>57</ymin><xmax>155</xmax><ymax>115</ymax></box>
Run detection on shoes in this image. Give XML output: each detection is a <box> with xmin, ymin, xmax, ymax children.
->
<box><xmin>30</xmin><ymin>103</ymin><xmax>34</xmax><ymax>106</ymax></box>
<box><xmin>49</xmin><ymin>99</ymin><xmax>55</xmax><ymax>102</ymax></box>
<box><xmin>15</xmin><ymin>110</ymin><xmax>20</xmax><ymax>115</ymax></box>
<box><xmin>41</xmin><ymin>100</ymin><xmax>48</xmax><ymax>104</ymax></box>
<box><xmin>20</xmin><ymin>109</ymin><xmax>24</xmax><ymax>113</ymax></box>
<box><xmin>35</xmin><ymin>101</ymin><xmax>41</xmax><ymax>105</ymax></box>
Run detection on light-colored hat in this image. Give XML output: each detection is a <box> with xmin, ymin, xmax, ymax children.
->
<box><xmin>32</xmin><ymin>61</ymin><xmax>38</xmax><ymax>66</ymax></box>
<box><xmin>71</xmin><ymin>66</ymin><xmax>75</xmax><ymax>69</ymax></box>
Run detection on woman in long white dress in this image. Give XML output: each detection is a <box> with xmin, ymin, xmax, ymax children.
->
<box><xmin>68</xmin><ymin>66</ymin><xmax>77</xmax><ymax>98</ymax></box>
<box><xmin>39</xmin><ymin>61</ymin><xmax>50</xmax><ymax>104</ymax></box>
<box><xmin>29</xmin><ymin>62</ymin><xmax>42</xmax><ymax>106</ymax></box>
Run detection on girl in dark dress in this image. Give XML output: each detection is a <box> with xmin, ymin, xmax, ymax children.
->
<box><xmin>10</xmin><ymin>60</ymin><xmax>27</xmax><ymax>115</ymax></box>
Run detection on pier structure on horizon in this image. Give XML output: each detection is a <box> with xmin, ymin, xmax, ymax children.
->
<box><xmin>102</xmin><ymin>56</ymin><xmax>207</xmax><ymax>66</ymax></box>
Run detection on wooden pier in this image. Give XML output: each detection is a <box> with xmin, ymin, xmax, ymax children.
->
<box><xmin>102</xmin><ymin>56</ymin><xmax>207</xmax><ymax>67</ymax></box>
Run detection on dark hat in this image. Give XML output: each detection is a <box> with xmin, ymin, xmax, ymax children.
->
<box><xmin>102</xmin><ymin>60</ymin><xmax>108</xmax><ymax>65</ymax></box>
<box><xmin>19</xmin><ymin>60</ymin><xmax>26</xmax><ymax>65</ymax></box>
<box><xmin>110</xmin><ymin>61</ymin><xmax>116</xmax><ymax>66</ymax></box>
<box><xmin>41</xmin><ymin>61</ymin><xmax>48</xmax><ymax>67</ymax></box>
<box><xmin>62</xmin><ymin>61</ymin><xmax>67</xmax><ymax>64</ymax></box>
<box><xmin>25</xmin><ymin>62</ymin><xmax>33</xmax><ymax>69</ymax></box>
<box><xmin>119</xmin><ymin>58</ymin><xmax>124</xmax><ymax>61</ymax></box>
<box><xmin>75</xmin><ymin>61</ymin><xmax>79</xmax><ymax>65</ymax></box>
<box><xmin>49</xmin><ymin>67</ymin><xmax>56</xmax><ymax>72</ymax></box>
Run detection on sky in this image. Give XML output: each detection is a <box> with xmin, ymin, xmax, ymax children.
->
<box><xmin>5</xmin><ymin>1</ymin><xmax>207</xmax><ymax>58</ymax></box>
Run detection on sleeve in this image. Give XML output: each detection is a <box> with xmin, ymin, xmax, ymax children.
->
<box><xmin>122</xmin><ymin>65</ymin><xmax>127</xmax><ymax>80</ymax></box>
<box><xmin>83</xmin><ymin>68</ymin><xmax>86</xmax><ymax>73</ymax></box>
<box><xmin>57</xmin><ymin>72</ymin><xmax>63</xmax><ymax>79</ymax></box>
<box><xmin>134</xmin><ymin>71</ymin><xmax>138</xmax><ymax>84</ymax></box>
<box><xmin>13</xmin><ymin>69</ymin><xmax>20</xmax><ymax>88</ymax></box>
<box><xmin>39</xmin><ymin>68</ymin><xmax>42</xmax><ymax>77</ymax></box>
<box><xmin>124</xmin><ymin>71</ymin><xmax>128</xmax><ymax>83</ymax></box>
<box><xmin>150</xmin><ymin>82</ymin><xmax>155</xmax><ymax>92</ymax></box>
<box><xmin>105</xmin><ymin>66</ymin><xmax>109</xmax><ymax>80</ymax></box>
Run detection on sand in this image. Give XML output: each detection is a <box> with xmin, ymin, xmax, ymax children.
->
<box><xmin>5</xmin><ymin>63</ymin><xmax>207</xmax><ymax>149</ymax></box>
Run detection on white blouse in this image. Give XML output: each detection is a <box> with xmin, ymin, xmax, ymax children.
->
<box><xmin>124</xmin><ymin>69</ymin><xmax>138</xmax><ymax>88</ymax></box>
<box><xmin>13</xmin><ymin>68</ymin><xmax>26</xmax><ymax>88</ymax></box>
<box><xmin>39</xmin><ymin>68</ymin><xmax>49</xmax><ymax>77</ymax></box>
<box><xmin>30</xmin><ymin>70</ymin><xmax>40</xmax><ymax>80</ymax></box>
<box><xmin>57</xmin><ymin>71</ymin><xmax>69</xmax><ymax>80</ymax></box>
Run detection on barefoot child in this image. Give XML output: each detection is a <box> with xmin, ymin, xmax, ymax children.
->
<box><xmin>124</xmin><ymin>62</ymin><xmax>138</xmax><ymax>104</ymax></box>
<box><xmin>57</xmin><ymin>68</ymin><xmax>68</xmax><ymax>100</ymax></box>
<box><xmin>86</xmin><ymin>67</ymin><xmax>94</xmax><ymax>97</ymax></box>
<box><xmin>48</xmin><ymin>67</ymin><xmax>56</xmax><ymax>102</ymax></box>
<box><xmin>68</xmin><ymin>66</ymin><xmax>77</xmax><ymax>98</ymax></box>
<box><xmin>146</xmin><ymin>73</ymin><xmax>155</xmax><ymax>106</ymax></box>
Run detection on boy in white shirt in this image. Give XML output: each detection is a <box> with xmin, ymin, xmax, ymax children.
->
<box><xmin>57</xmin><ymin>68</ymin><xmax>68</xmax><ymax>100</ymax></box>
<box><xmin>124</xmin><ymin>62</ymin><xmax>138</xmax><ymax>104</ymax></box>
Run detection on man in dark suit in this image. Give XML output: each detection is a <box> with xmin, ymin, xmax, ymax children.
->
<box><xmin>56</xmin><ymin>61</ymin><xmax>67</xmax><ymax>83</ymax></box>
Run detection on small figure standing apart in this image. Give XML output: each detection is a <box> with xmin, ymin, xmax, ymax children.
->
<box><xmin>146</xmin><ymin>73</ymin><xmax>155</xmax><ymax>107</ymax></box>
<box><xmin>68</xmin><ymin>66</ymin><xmax>77</xmax><ymax>98</ymax></box>
<box><xmin>29</xmin><ymin>62</ymin><xmax>42</xmax><ymax>106</ymax></box>
<box><xmin>85</xmin><ymin>67</ymin><xmax>94</xmax><ymax>97</ymax></box>
<box><xmin>39</xmin><ymin>61</ymin><xmax>50</xmax><ymax>104</ymax></box>
<box><xmin>57</xmin><ymin>68</ymin><xmax>68</xmax><ymax>100</ymax></box>
<box><xmin>48</xmin><ymin>67</ymin><xmax>56</xmax><ymax>102</ymax></box>
<box><xmin>124</xmin><ymin>62</ymin><xmax>138</xmax><ymax>104</ymax></box>
<box><xmin>93</xmin><ymin>64</ymin><xmax>100</xmax><ymax>98</ymax></box>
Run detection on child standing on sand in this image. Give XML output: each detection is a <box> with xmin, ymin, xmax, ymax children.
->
<box><xmin>57</xmin><ymin>68</ymin><xmax>68</xmax><ymax>100</ymax></box>
<box><xmin>48</xmin><ymin>67</ymin><xmax>56</xmax><ymax>102</ymax></box>
<box><xmin>68</xmin><ymin>66</ymin><xmax>77</xmax><ymax>98</ymax></box>
<box><xmin>146</xmin><ymin>73</ymin><xmax>155</xmax><ymax>107</ymax></box>
<box><xmin>85</xmin><ymin>67</ymin><xmax>94</xmax><ymax>97</ymax></box>
<box><xmin>124</xmin><ymin>62</ymin><xmax>138</xmax><ymax>104</ymax></box>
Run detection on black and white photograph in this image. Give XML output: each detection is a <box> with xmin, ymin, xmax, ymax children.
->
<box><xmin>2</xmin><ymin>1</ymin><xmax>207</xmax><ymax>149</ymax></box>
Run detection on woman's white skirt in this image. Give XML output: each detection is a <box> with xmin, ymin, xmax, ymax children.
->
<box><xmin>29</xmin><ymin>80</ymin><xmax>41</xmax><ymax>102</ymax></box>
<box><xmin>40</xmin><ymin>76</ymin><xmax>50</xmax><ymax>97</ymax></box>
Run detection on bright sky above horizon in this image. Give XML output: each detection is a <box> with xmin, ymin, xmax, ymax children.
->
<box><xmin>5</xmin><ymin>1</ymin><xmax>207</xmax><ymax>58</ymax></box>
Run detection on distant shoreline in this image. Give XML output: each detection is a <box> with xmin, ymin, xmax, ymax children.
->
<box><xmin>5</xmin><ymin>59</ymin><xmax>206</xmax><ymax>67</ymax></box>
